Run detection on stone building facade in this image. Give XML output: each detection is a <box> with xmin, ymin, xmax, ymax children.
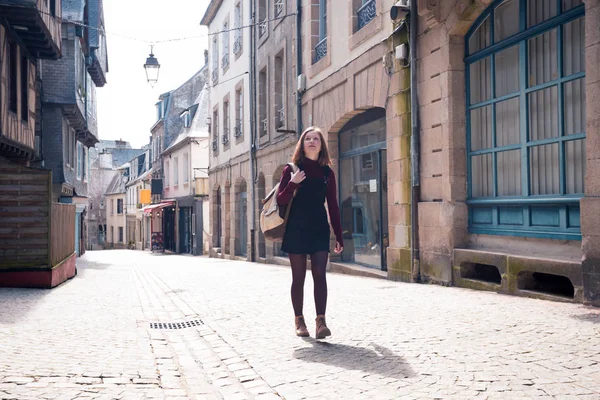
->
<box><xmin>298</xmin><ymin>0</ymin><xmax>398</xmax><ymax>272</ymax></box>
<box><xmin>202</xmin><ymin>0</ymin><xmax>253</xmax><ymax>259</ymax></box>
<box><xmin>252</xmin><ymin>0</ymin><xmax>300</xmax><ymax>262</ymax></box>
<box><xmin>200</xmin><ymin>0</ymin><xmax>600</xmax><ymax>306</ymax></box>
<box><xmin>411</xmin><ymin>0</ymin><xmax>600</xmax><ymax>306</ymax></box>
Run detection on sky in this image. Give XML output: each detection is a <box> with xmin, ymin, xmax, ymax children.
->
<box><xmin>96</xmin><ymin>0</ymin><xmax>210</xmax><ymax>149</ymax></box>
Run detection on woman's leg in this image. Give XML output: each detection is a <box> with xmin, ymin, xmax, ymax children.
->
<box><xmin>310</xmin><ymin>251</ymin><xmax>329</xmax><ymax>316</ymax></box>
<box><xmin>288</xmin><ymin>253</ymin><xmax>308</xmax><ymax>317</ymax></box>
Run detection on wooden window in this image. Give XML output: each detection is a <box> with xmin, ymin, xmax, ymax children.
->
<box><xmin>259</xmin><ymin>68</ymin><xmax>267</xmax><ymax>137</ymax></box>
<box><xmin>235</xmin><ymin>87</ymin><xmax>243</xmax><ymax>138</ymax></box>
<box><xmin>274</xmin><ymin>52</ymin><xmax>284</xmax><ymax>129</ymax></box>
<box><xmin>9</xmin><ymin>41</ymin><xmax>17</xmax><ymax>113</ymax></box>
<box><xmin>173</xmin><ymin>157</ymin><xmax>179</xmax><ymax>186</ymax></box>
<box><xmin>21</xmin><ymin>54</ymin><xmax>28</xmax><ymax>122</ymax></box>
<box><xmin>312</xmin><ymin>0</ymin><xmax>327</xmax><ymax>63</ymax></box>
<box><xmin>222</xmin><ymin>99</ymin><xmax>230</xmax><ymax>146</ymax></box>
<box><xmin>466</xmin><ymin>0</ymin><xmax>585</xmax><ymax>240</ymax></box>
<box><xmin>183</xmin><ymin>153</ymin><xmax>189</xmax><ymax>183</ymax></box>
<box><xmin>222</xmin><ymin>21</ymin><xmax>230</xmax><ymax>71</ymax></box>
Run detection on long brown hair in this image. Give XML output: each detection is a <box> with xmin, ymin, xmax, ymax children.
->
<box><xmin>292</xmin><ymin>126</ymin><xmax>331</xmax><ymax>167</ymax></box>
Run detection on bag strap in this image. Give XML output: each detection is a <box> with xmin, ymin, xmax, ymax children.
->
<box><xmin>287</xmin><ymin>162</ymin><xmax>298</xmax><ymax>173</ymax></box>
<box><xmin>282</xmin><ymin>163</ymin><xmax>299</xmax><ymax>221</ymax></box>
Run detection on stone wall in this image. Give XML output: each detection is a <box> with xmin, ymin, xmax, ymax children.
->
<box><xmin>582</xmin><ymin>0</ymin><xmax>600</xmax><ymax>306</ymax></box>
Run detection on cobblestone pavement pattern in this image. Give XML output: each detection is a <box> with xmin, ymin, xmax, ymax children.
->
<box><xmin>0</xmin><ymin>250</ymin><xmax>599</xmax><ymax>400</ymax></box>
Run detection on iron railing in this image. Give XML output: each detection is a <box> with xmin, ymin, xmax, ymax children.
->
<box><xmin>357</xmin><ymin>0</ymin><xmax>377</xmax><ymax>31</ymax></box>
<box><xmin>222</xmin><ymin>129</ymin><xmax>230</xmax><ymax>145</ymax></box>
<box><xmin>234</xmin><ymin>121</ymin><xmax>243</xmax><ymax>137</ymax></box>
<box><xmin>275</xmin><ymin>0</ymin><xmax>284</xmax><ymax>16</ymax></box>
<box><xmin>259</xmin><ymin>19</ymin><xmax>268</xmax><ymax>37</ymax></box>
<box><xmin>221</xmin><ymin>53</ymin><xmax>229</xmax><ymax>70</ymax></box>
<box><xmin>262</xmin><ymin>118</ymin><xmax>268</xmax><ymax>136</ymax></box>
<box><xmin>233</xmin><ymin>36</ymin><xmax>242</xmax><ymax>54</ymax></box>
<box><xmin>277</xmin><ymin>107</ymin><xmax>285</xmax><ymax>128</ymax></box>
<box><xmin>314</xmin><ymin>37</ymin><xmax>327</xmax><ymax>63</ymax></box>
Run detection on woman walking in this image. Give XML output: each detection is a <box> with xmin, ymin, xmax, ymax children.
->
<box><xmin>276</xmin><ymin>126</ymin><xmax>343</xmax><ymax>339</ymax></box>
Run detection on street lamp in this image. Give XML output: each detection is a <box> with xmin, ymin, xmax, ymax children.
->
<box><xmin>144</xmin><ymin>45</ymin><xmax>160</xmax><ymax>87</ymax></box>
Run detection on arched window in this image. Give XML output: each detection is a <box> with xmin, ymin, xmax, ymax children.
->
<box><xmin>465</xmin><ymin>0</ymin><xmax>585</xmax><ymax>240</ymax></box>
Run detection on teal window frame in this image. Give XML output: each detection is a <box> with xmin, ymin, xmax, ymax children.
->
<box><xmin>465</xmin><ymin>0</ymin><xmax>585</xmax><ymax>241</ymax></box>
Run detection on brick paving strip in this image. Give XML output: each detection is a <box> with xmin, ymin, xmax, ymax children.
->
<box><xmin>133</xmin><ymin>265</ymin><xmax>281</xmax><ymax>400</ymax></box>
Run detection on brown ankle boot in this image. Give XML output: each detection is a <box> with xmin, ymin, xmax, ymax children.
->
<box><xmin>295</xmin><ymin>316</ymin><xmax>309</xmax><ymax>337</ymax></box>
<box><xmin>315</xmin><ymin>315</ymin><xmax>331</xmax><ymax>339</ymax></box>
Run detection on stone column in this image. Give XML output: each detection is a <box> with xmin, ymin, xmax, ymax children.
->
<box><xmin>581</xmin><ymin>0</ymin><xmax>600</xmax><ymax>307</ymax></box>
<box><xmin>230</xmin><ymin>184</ymin><xmax>238</xmax><ymax>259</ymax></box>
<box><xmin>386</xmin><ymin>65</ymin><xmax>412</xmax><ymax>282</ymax></box>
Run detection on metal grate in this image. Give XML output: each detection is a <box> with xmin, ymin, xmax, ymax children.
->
<box><xmin>150</xmin><ymin>319</ymin><xmax>204</xmax><ymax>330</ymax></box>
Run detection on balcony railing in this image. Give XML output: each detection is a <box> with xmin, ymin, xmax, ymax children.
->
<box><xmin>234</xmin><ymin>121</ymin><xmax>243</xmax><ymax>138</ymax></box>
<box><xmin>212</xmin><ymin>68</ymin><xmax>219</xmax><ymax>83</ymax></box>
<box><xmin>277</xmin><ymin>107</ymin><xmax>285</xmax><ymax>128</ymax></box>
<box><xmin>357</xmin><ymin>0</ymin><xmax>377</xmax><ymax>31</ymax></box>
<box><xmin>275</xmin><ymin>0</ymin><xmax>284</xmax><ymax>16</ymax></box>
<box><xmin>261</xmin><ymin>118</ymin><xmax>268</xmax><ymax>136</ymax></box>
<box><xmin>314</xmin><ymin>37</ymin><xmax>327</xmax><ymax>63</ymax></box>
<box><xmin>221</xmin><ymin>53</ymin><xmax>229</xmax><ymax>70</ymax></box>
<box><xmin>222</xmin><ymin>129</ymin><xmax>230</xmax><ymax>146</ymax></box>
<box><xmin>233</xmin><ymin>36</ymin><xmax>242</xmax><ymax>55</ymax></box>
<box><xmin>259</xmin><ymin>19</ymin><xmax>268</xmax><ymax>37</ymax></box>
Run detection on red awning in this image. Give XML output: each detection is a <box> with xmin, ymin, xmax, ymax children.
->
<box><xmin>142</xmin><ymin>201</ymin><xmax>174</xmax><ymax>214</ymax></box>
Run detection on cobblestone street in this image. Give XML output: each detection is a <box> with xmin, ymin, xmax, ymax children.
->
<box><xmin>1</xmin><ymin>250</ymin><xmax>599</xmax><ymax>400</ymax></box>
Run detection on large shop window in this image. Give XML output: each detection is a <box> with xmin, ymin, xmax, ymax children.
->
<box><xmin>465</xmin><ymin>0</ymin><xmax>585</xmax><ymax>240</ymax></box>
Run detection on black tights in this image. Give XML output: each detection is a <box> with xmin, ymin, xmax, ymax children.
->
<box><xmin>289</xmin><ymin>251</ymin><xmax>329</xmax><ymax>317</ymax></box>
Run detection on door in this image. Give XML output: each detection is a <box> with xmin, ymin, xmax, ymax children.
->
<box><xmin>179</xmin><ymin>207</ymin><xmax>191</xmax><ymax>254</ymax></box>
<box><xmin>340</xmin><ymin>150</ymin><xmax>387</xmax><ymax>269</ymax></box>
<box><xmin>239</xmin><ymin>192</ymin><xmax>247</xmax><ymax>256</ymax></box>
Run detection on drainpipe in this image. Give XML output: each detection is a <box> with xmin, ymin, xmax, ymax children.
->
<box><xmin>249</xmin><ymin>4</ymin><xmax>257</xmax><ymax>262</ymax></box>
<box><xmin>409</xmin><ymin>1</ymin><xmax>421</xmax><ymax>282</ymax></box>
<box><xmin>296</xmin><ymin>0</ymin><xmax>303</xmax><ymax>136</ymax></box>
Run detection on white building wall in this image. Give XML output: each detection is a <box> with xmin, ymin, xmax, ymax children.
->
<box><xmin>208</xmin><ymin>0</ymin><xmax>251</xmax><ymax>167</ymax></box>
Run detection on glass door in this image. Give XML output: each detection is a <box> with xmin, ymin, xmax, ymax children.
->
<box><xmin>340</xmin><ymin>150</ymin><xmax>388</xmax><ymax>269</ymax></box>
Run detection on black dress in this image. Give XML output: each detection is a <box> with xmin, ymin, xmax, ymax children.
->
<box><xmin>281</xmin><ymin>163</ymin><xmax>331</xmax><ymax>254</ymax></box>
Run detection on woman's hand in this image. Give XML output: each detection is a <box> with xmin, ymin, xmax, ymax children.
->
<box><xmin>290</xmin><ymin>169</ymin><xmax>306</xmax><ymax>184</ymax></box>
<box><xmin>334</xmin><ymin>242</ymin><xmax>343</xmax><ymax>254</ymax></box>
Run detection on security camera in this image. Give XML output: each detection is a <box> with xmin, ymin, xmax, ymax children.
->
<box><xmin>390</xmin><ymin>0</ymin><xmax>410</xmax><ymax>21</ymax></box>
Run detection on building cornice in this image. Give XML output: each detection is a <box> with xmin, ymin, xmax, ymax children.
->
<box><xmin>200</xmin><ymin>0</ymin><xmax>225</xmax><ymax>26</ymax></box>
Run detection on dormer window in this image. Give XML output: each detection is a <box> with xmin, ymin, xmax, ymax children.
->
<box><xmin>181</xmin><ymin>110</ymin><xmax>192</xmax><ymax>128</ymax></box>
<box><xmin>156</xmin><ymin>101</ymin><xmax>163</xmax><ymax>120</ymax></box>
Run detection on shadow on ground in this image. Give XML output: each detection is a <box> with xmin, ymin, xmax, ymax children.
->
<box><xmin>75</xmin><ymin>260</ymin><xmax>113</xmax><ymax>279</ymax></box>
<box><xmin>571</xmin><ymin>313</ymin><xmax>600</xmax><ymax>324</ymax></box>
<box><xmin>293</xmin><ymin>340</ymin><xmax>415</xmax><ymax>379</ymax></box>
<box><xmin>0</xmin><ymin>288</ymin><xmax>50</xmax><ymax>324</ymax></box>
<box><xmin>78</xmin><ymin>260</ymin><xmax>112</xmax><ymax>270</ymax></box>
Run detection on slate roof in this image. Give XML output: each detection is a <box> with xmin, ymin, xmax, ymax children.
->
<box><xmin>105</xmin><ymin>173</ymin><xmax>125</xmax><ymax>195</ymax></box>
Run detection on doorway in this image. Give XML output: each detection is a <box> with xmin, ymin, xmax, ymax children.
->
<box><xmin>179</xmin><ymin>207</ymin><xmax>192</xmax><ymax>254</ymax></box>
<box><xmin>215</xmin><ymin>188</ymin><xmax>222</xmax><ymax>249</ymax></box>
<box><xmin>338</xmin><ymin>108</ymin><xmax>388</xmax><ymax>270</ymax></box>
<box><xmin>239</xmin><ymin>189</ymin><xmax>247</xmax><ymax>256</ymax></box>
